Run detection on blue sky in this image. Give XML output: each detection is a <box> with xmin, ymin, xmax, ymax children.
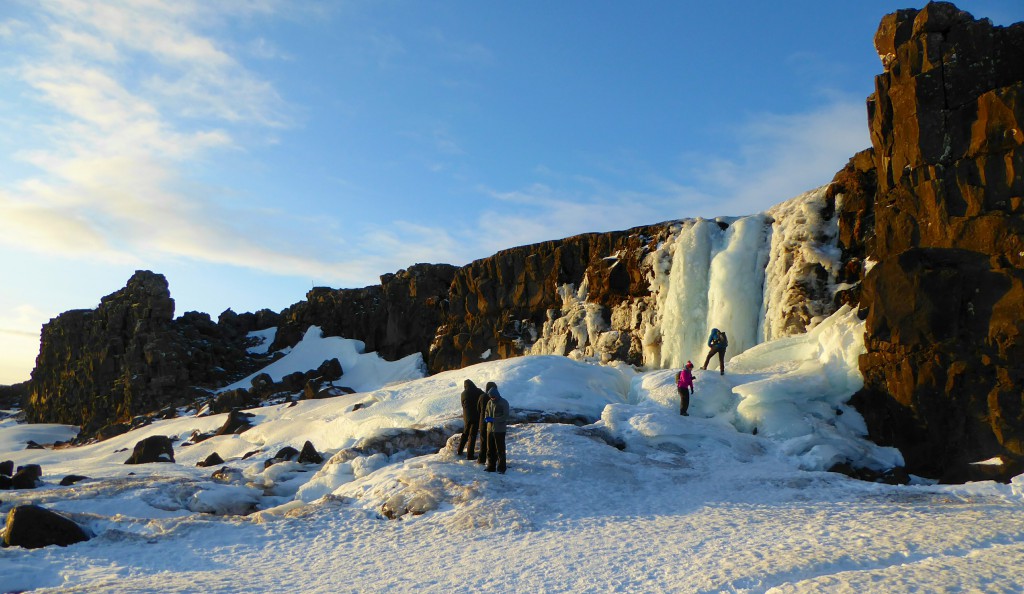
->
<box><xmin>1</xmin><ymin>0</ymin><xmax>1022</xmax><ymax>384</ymax></box>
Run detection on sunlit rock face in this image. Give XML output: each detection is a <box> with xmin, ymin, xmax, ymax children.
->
<box><xmin>850</xmin><ymin>2</ymin><xmax>1024</xmax><ymax>480</ymax></box>
<box><xmin>427</xmin><ymin>224</ymin><xmax>673</xmax><ymax>372</ymax></box>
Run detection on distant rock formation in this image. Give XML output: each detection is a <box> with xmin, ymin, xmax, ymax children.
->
<box><xmin>846</xmin><ymin>2</ymin><xmax>1024</xmax><ymax>480</ymax></box>
<box><xmin>272</xmin><ymin>263</ymin><xmax>459</xmax><ymax>363</ymax></box>
<box><xmin>25</xmin><ymin>270</ymin><xmax>274</xmax><ymax>435</ymax></box>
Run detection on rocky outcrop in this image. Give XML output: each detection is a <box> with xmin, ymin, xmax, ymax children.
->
<box><xmin>3</xmin><ymin>505</ymin><xmax>90</xmax><ymax>549</ymax></box>
<box><xmin>272</xmin><ymin>263</ymin><xmax>458</xmax><ymax>364</ymax></box>
<box><xmin>27</xmin><ymin>271</ymin><xmax>189</xmax><ymax>432</ymax></box>
<box><xmin>430</xmin><ymin>224</ymin><xmax>674</xmax><ymax>371</ymax></box>
<box><xmin>25</xmin><ymin>271</ymin><xmax>276</xmax><ymax>434</ymax></box>
<box><xmin>848</xmin><ymin>3</ymin><xmax>1024</xmax><ymax>480</ymax></box>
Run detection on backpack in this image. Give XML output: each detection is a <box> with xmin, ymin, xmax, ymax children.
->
<box><xmin>719</xmin><ymin>332</ymin><xmax>728</xmax><ymax>348</ymax></box>
<box><xmin>707</xmin><ymin>328</ymin><xmax>719</xmax><ymax>347</ymax></box>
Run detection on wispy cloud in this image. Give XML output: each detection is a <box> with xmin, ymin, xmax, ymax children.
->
<box><xmin>693</xmin><ymin>96</ymin><xmax>870</xmax><ymax>216</ymax></box>
<box><xmin>0</xmin><ymin>1</ymin><xmax>372</xmax><ymax>284</ymax></box>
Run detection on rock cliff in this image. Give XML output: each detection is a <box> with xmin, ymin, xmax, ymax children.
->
<box><xmin>429</xmin><ymin>224</ymin><xmax>674</xmax><ymax>371</ymax></box>
<box><xmin>25</xmin><ymin>271</ymin><xmax>273</xmax><ymax>434</ymax></box>
<box><xmin>847</xmin><ymin>2</ymin><xmax>1024</xmax><ymax>480</ymax></box>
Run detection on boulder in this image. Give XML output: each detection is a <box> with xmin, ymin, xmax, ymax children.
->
<box><xmin>60</xmin><ymin>475</ymin><xmax>88</xmax><ymax>486</ymax></box>
<box><xmin>215</xmin><ymin>410</ymin><xmax>254</xmax><ymax>436</ymax></box>
<box><xmin>298</xmin><ymin>441</ymin><xmax>323</xmax><ymax>464</ymax></box>
<box><xmin>3</xmin><ymin>505</ymin><xmax>90</xmax><ymax>549</ymax></box>
<box><xmin>197</xmin><ymin>452</ymin><xmax>225</xmax><ymax>468</ymax></box>
<box><xmin>11</xmin><ymin>464</ymin><xmax>42</xmax><ymax>489</ymax></box>
<box><xmin>124</xmin><ymin>435</ymin><xmax>175</xmax><ymax>464</ymax></box>
<box><xmin>0</xmin><ymin>460</ymin><xmax>12</xmax><ymax>477</ymax></box>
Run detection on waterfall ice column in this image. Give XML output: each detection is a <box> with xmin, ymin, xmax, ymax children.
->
<box><xmin>659</xmin><ymin>215</ymin><xmax>771</xmax><ymax>369</ymax></box>
<box><xmin>706</xmin><ymin>214</ymin><xmax>771</xmax><ymax>360</ymax></box>
<box><xmin>659</xmin><ymin>219</ymin><xmax>719</xmax><ymax>369</ymax></box>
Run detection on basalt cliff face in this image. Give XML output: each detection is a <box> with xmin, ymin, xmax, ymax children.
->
<box><xmin>428</xmin><ymin>224</ymin><xmax>674</xmax><ymax>372</ymax></box>
<box><xmin>845</xmin><ymin>2</ymin><xmax>1024</xmax><ymax>481</ymax></box>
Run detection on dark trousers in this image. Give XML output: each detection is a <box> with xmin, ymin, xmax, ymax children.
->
<box><xmin>477</xmin><ymin>421</ymin><xmax>489</xmax><ymax>464</ymax></box>
<box><xmin>678</xmin><ymin>387</ymin><xmax>690</xmax><ymax>415</ymax></box>
<box><xmin>487</xmin><ymin>431</ymin><xmax>507</xmax><ymax>472</ymax></box>
<box><xmin>457</xmin><ymin>417</ymin><xmax>479</xmax><ymax>457</ymax></box>
<box><xmin>703</xmin><ymin>347</ymin><xmax>726</xmax><ymax>374</ymax></box>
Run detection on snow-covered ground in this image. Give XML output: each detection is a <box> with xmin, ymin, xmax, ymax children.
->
<box><xmin>2</xmin><ymin>314</ymin><xmax>1024</xmax><ymax>593</ymax></box>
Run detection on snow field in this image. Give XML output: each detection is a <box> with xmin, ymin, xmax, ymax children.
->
<box><xmin>1</xmin><ymin>315</ymin><xmax>1022</xmax><ymax>592</ymax></box>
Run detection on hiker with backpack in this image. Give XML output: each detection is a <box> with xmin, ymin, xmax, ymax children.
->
<box><xmin>483</xmin><ymin>382</ymin><xmax>510</xmax><ymax>474</ymax></box>
<box><xmin>702</xmin><ymin>328</ymin><xmax>728</xmax><ymax>375</ymax></box>
<box><xmin>676</xmin><ymin>361</ymin><xmax>695</xmax><ymax>415</ymax></box>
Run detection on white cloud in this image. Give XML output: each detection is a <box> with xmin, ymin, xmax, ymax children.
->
<box><xmin>0</xmin><ymin>0</ymin><xmax>325</xmax><ymax>280</ymax></box>
<box><xmin>691</xmin><ymin>96</ymin><xmax>870</xmax><ymax>216</ymax></box>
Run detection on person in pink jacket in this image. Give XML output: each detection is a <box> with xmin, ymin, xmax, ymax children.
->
<box><xmin>677</xmin><ymin>361</ymin><xmax>695</xmax><ymax>415</ymax></box>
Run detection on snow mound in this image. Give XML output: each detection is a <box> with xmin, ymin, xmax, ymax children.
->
<box><xmin>221</xmin><ymin>325</ymin><xmax>427</xmax><ymax>393</ymax></box>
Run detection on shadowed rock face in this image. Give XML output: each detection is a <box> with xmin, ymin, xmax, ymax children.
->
<box><xmin>26</xmin><ymin>271</ymin><xmax>189</xmax><ymax>432</ymax></box>
<box><xmin>271</xmin><ymin>263</ymin><xmax>459</xmax><ymax>364</ymax></box>
<box><xmin>25</xmin><ymin>271</ymin><xmax>275</xmax><ymax>435</ymax></box>
<box><xmin>847</xmin><ymin>3</ymin><xmax>1024</xmax><ymax>480</ymax></box>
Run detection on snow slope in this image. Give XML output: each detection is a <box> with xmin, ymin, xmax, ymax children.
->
<box><xmin>1</xmin><ymin>310</ymin><xmax>1023</xmax><ymax>592</ymax></box>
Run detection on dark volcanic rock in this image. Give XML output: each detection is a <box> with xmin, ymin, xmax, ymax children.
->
<box><xmin>272</xmin><ymin>263</ymin><xmax>459</xmax><ymax>365</ymax></box>
<box><xmin>216</xmin><ymin>410</ymin><xmax>254</xmax><ymax>436</ymax></box>
<box><xmin>0</xmin><ymin>460</ymin><xmax>12</xmax><ymax>477</ymax></box>
<box><xmin>27</xmin><ymin>271</ymin><xmax>191</xmax><ymax>433</ymax></box>
<box><xmin>3</xmin><ymin>505</ymin><xmax>90</xmax><ymax>549</ymax></box>
<box><xmin>847</xmin><ymin>3</ymin><xmax>1024</xmax><ymax>481</ymax></box>
<box><xmin>0</xmin><ymin>380</ymin><xmax>29</xmax><ymax>409</ymax></box>
<box><xmin>197</xmin><ymin>452</ymin><xmax>225</xmax><ymax>468</ymax></box>
<box><xmin>124</xmin><ymin>435</ymin><xmax>175</xmax><ymax>464</ymax></box>
<box><xmin>298</xmin><ymin>440</ymin><xmax>323</xmax><ymax>464</ymax></box>
<box><xmin>60</xmin><ymin>475</ymin><xmax>88</xmax><ymax>486</ymax></box>
<box><xmin>430</xmin><ymin>224</ymin><xmax>674</xmax><ymax>371</ymax></box>
<box><xmin>11</xmin><ymin>464</ymin><xmax>42</xmax><ymax>489</ymax></box>
<box><xmin>26</xmin><ymin>271</ymin><xmax>277</xmax><ymax>436</ymax></box>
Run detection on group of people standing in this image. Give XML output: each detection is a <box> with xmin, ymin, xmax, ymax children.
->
<box><xmin>676</xmin><ymin>328</ymin><xmax>729</xmax><ymax>416</ymax></box>
<box><xmin>453</xmin><ymin>328</ymin><xmax>727</xmax><ymax>469</ymax></box>
<box><xmin>456</xmin><ymin>379</ymin><xmax>509</xmax><ymax>474</ymax></box>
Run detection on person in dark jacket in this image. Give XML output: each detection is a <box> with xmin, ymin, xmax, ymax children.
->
<box><xmin>457</xmin><ymin>379</ymin><xmax>484</xmax><ymax>459</ymax></box>
<box><xmin>702</xmin><ymin>328</ymin><xmax>728</xmax><ymax>375</ymax></box>
<box><xmin>476</xmin><ymin>384</ymin><xmax>491</xmax><ymax>465</ymax></box>
<box><xmin>483</xmin><ymin>382</ymin><xmax>510</xmax><ymax>474</ymax></box>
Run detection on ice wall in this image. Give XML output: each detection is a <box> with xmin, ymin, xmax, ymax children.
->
<box><xmin>657</xmin><ymin>186</ymin><xmax>839</xmax><ymax>368</ymax></box>
<box><xmin>528</xmin><ymin>186</ymin><xmax>842</xmax><ymax>371</ymax></box>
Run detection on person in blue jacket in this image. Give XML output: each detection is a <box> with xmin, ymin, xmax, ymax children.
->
<box><xmin>483</xmin><ymin>382</ymin><xmax>510</xmax><ymax>474</ymax></box>
<box><xmin>702</xmin><ymin>328</ymin><xmax>728</xmax><ymax>375</ymax></box>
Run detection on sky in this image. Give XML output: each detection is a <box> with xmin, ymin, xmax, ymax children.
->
<box><xmin>1</xmin><ymin>0</ymin><xmax>1023</xmax><ymax>385</ymax></box>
